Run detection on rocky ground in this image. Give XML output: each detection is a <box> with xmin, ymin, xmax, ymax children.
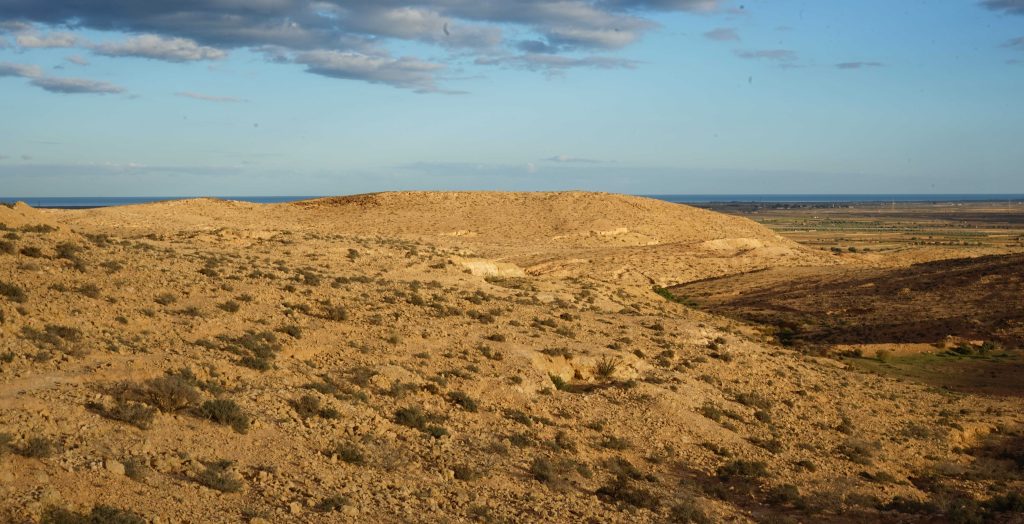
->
<box><xmin>0</xmin><ymin>192</ymin><xmax>1021</xmax><ymax>523</ymax></box>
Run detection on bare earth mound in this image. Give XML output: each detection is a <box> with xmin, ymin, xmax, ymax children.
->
<box><xmin>58</xmin><ymin>191</ymin><xmax>831</xmax><ymax>286</ymax></box>
<box><xmin>1</xmin><ymin>193</ymin><xmax>1021</xmax><ymax>523</ymax></box>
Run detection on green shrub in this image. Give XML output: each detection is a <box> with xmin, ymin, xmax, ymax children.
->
<box><xmin>794</xmin><ymin>459</ymin><xmax>817</xmax><ymax>472</ymax></box>
<box><xmin>504</xmin><ymin>409</ymin><xmax>533</xmax><ymax>426</ymax></box>
<box><xmin>20</xmin><ymin>246</ymin><xmax>44</xmax><ymax>258</ymax></box>
<box><xmin>123</xmin><ymin>457</ymin><xmax>150</xmax><ymax>482</ymax></box>
<box><xmin>315</xmin><ymin>494</ymin><xmax>350</xmax><ymax>512</ymax></box>
<box><xmin>154</xmin><ymin>293</ymin><xmax>176</xmax><ymax>306</ymax></box>
<box><xmin>331</xmin><ymin>442</ymin><xmax>365</xmax><ymax>465</ymax></box>
<box><xmin>604</xmin><ymin>456</ymin><xmax>643</xmax><ymax>479</ymax></box>
<box><xmin>541</xmin><ymin>347</ymin><xmax>573</xmax><ymax>359</ymax></box>
<box><xmin>453</xmin><ymin>464</ymin><xmax>479</xmax><ymax>481</ymax></box>
<box><xmin>199</xmin><ymin>399</ymin><xmax>251</xmax><ymax>433</ymax></box>
<box><xmin>529</xmin><ymin>456</ymin><xmax>556</xmax><ymax>483</ymax></box>
<box><xmin>735</xmin><ymin>392</ymin><xmax>772</xmax><ymax>409</ymax></box>
<box><xmin>394</xmin><ymin>406</ymin><xmax>446</xmax><ymax>438</ymax></box>
<box><xmin>141</xmin><ymin>375</ymin><xmax>201</xmax><ymax>412</ymax></box>
<box><xmin>986</xmin><ymin>491</ymin><xmax>1024</xmax><ymax>513</ymax></box>
<box><xmin>839</xmin><ymin>439</ymin><xmax>877</xmax><ymax>465</ymax></box>
<box><xmin>322</xmin><ymin>302</ymin><xmax>348</xmax><ymax>321</ymax></box>
<box><xmin>764</xmin><ymin>484</ymin><xmax>802</xmax><ymax>506</ymax></box>
<box><xmin>99</xmin><ymin>260</ymin><xmax>124</xmax><ymax>273</ymax></box>
<box><xmin>394</xmin><ymin>406</ymin><xmax>428</xmax><ymax>430</ymax></box>
<box><xmin>550</xmin><ymin>374</ymin><xmax>568</xmax><ymax>391</ymax></box>
<box><xmin>837</xmin><ymin>415</ymin><xmax>855</xmax><ymax>435</ymax></box>
<box><xmin>21</xmin><ymin>224</ymin><xmax>56</xmax><ymax>233</ymax></box>
<box><xmin>600</xmin><ymin>435</ymin><xmax>631</xmax><ymax>450</ymax></box>
<box><xmin>749</xmin><ymin>436</ymin><xmax>784</xmax><ymax>454</ymax></box>
<box><xmin>596</xmin><ymin>475</ymin><xmax>660</xmax><ymax>510</ymax></box>
<box><xmin>276</xmin><ymin>325</ymin><xmax>302</xmax><ymax>339</ymax></box>
<box><xmin>700</xmin><ymin>403</ymin><xmax>724</xmax><ymax>422</ymax></box>
<box><xmin>19</xmin><ymin>436</ymin><xmax>55</xmax><ymax>458</ymax></box>
<box><xmin>92</xmin><ymin>400</ymin><xmax>157</xmax><ymax>430</ymax></box>
<box><xmin>239</xmin><ymin>355</ymin><xmax>272</xmax><ymax>371</ymax></box>
<box><xmin>716</xmin><ymin>459</ymin><xmax>768</xmax><ymax>480</ymax></box>
<box><xmin>448</xmin><ymin>391</ymin><xmax>478</xmax><ymax>412</ymax></box>
<box><xmin>653</xmin><ymin>286</ymin><xmax>694</xmax><ymax>306</ymax></box>
<box><xmin>0</xmin><ymin>281</ymin><xmax>27</xmax><ymax>303</ymax></box>
<box><xmin>595</xmin><ymin>357</ymin><xmax>619</xmax><ymax>380</ymax></box>
<box><xmin>55</xmin><ymin>242</ymin><xmax>82</xmax><ymax>259</ymax></box>
<box><xmin>195</xmin><ymin>460</ymin><xmax>243</xmax><ymax>492</ymax></box>
<box><xmin>293</xmin><ymin>394</ymin><xmax>322</xmax><ymax>418</ymax></box>
<box><xmin>424</xmin><ymin>425</ymin><xmax>448</xmax><ymax>439</ymax></box>
<box><xmin>668</xmin><ymin>496</ymin><xmax>711</xmax><ymax>523</ymax></box>
<box><xmin>218</xmin><ymin>300</ymin><xmax>241</xmax><ymax>313</ymax></box>
<box><xmin>175</xmin><ymin>306</ymin><xmax>204</xmax><ymax>317</ymax></box>
<box><xmin>553</xmin><ymin>430</ymin><xmax>577</xmax><ymax>452</ymax></box>
<box><xmin>41</xmin><ymin>505</ymin><xmax>146</xmax><ymax>524</ymax></box>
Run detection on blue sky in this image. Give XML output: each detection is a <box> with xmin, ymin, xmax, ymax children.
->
<box><xmin>0</xmin><ymin>0</ymin><xmax>1022</xmax><ymax>196</ymax></box>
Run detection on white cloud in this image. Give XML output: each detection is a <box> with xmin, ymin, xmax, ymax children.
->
<box><xmin>734</xmin><ymin>49</ymin><xmax>798</xmax><ymax>62</ymax></box>
<box><xmin>544</xmin><ymin>155</ymin><xmax>608</xmax><ymax>163</ymax></box>
<box><xmin>30</xmin><ymin>76</ymin><xmax>124</xmax><ymax>94</ymax></box>
<box><xmin>0</xmin><ymin>61</ymin><xmax>44</xmax><ymax>78</ymax></box>
<box><xmin>704</xmin><ymin>27</ymin><xmax>739</xmax><ymax>41</ymax></box>
<box><xmin>16</xmin><ymin>31</ymin><xmax>79</xmax><ymax>48</ymax></box>
<box><xmin>92</xmin><ymin>34</ymin><xmax>226</xmax><ymax>62</ymax></box>
<box><xmin>476</xmin><ymin>53</ymin><xmax>637</xmax><ymax>74</ymax></box>
<box><xmin>295</xmin><ymin>50</ymin><xmax>447</xmax><ymax>93</ymax></box>
<box><xmin>836</xmin><ymin>61</ymin><xmax>883</xmax><ymax>69</ymax></box>
<box><xmin>1</xmin><ymin>60</ymin><xmax>125</xmax><ymax>94</ymax></box>
<box><xmin>0</xmin><ymin>0</ymin><xmax>727</xmax><ymax>91</ymax></box>
<box><xmin>175</xmin><ymin>91</ymin><xmax>243</xmax><ymax>103</ymax></box>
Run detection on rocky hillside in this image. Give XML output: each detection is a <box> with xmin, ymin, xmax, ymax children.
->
<box><xmin>0</xmin><ymin>194</ymin><xmax>1020</xmax><ymax>523</ymax></box>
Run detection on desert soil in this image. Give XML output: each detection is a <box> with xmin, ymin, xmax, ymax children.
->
<box><xmin>0</xmin><ymin>192</ymin><xmax>1021</xmax><ymax>523</ymax></box>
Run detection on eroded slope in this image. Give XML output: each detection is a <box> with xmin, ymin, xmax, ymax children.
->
<box><xmin>0</xmin><ymin>195</ymin><xmax>1020</xmax><ymax>523</ymax></box>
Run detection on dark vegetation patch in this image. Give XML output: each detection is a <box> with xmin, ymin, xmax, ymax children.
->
<box><xmin>394</xmin><ymin>406</ymin><xmax>447</xmax><ymax>438</ymax></box>
<box><xmin>199</xmin><ymin>399</ymin><xmax>251</xmax><ymax>433</ymax></box>
<box><xmin>672</xmin><ymin>254</ymin><xmax>1024</xmax><ymax>348</ymax></box>
<box><xmin>195</xmin><ymin>460</ymin><xmax>243</xmax><ymax>492</ymax></box>
<box><xmin>41</xmin><ymin>505</ymin><xmax>146</xmax><ymax>524</ymax></box>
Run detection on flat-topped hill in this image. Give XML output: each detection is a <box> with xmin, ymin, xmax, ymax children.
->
<box><xmin>54</xmin><ymin>191</ymin><xmax>786</xmax><ymax>246</ymax></box>
<box><xmin>50</xmin><ymin>192</ymin><xmax>828</xmax><ymax>285</ymax></box>
<box><xmin>291</xmin><ymin>191</ymin><xmax>786</xmax><ymax>247</ymax></box>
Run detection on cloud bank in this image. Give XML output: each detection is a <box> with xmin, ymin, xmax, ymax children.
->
<box><xmin>0</xmin><ymin>0</ymin><xmax>726</xmax><ymax>91</ymax></box>
<box><xmin>981</xmin><ymin>0</ymin><xmax>1024</xmax><ymax>14</ymax></box>
<box><xmin>92</xmin><ymin>34</ymin><xmax>226</xmax><ymax>62</ymax></box>
<box><xmin>0</xmin><ymin>60</ymin><xmax>124</xmax><ymax>94</ymax></box>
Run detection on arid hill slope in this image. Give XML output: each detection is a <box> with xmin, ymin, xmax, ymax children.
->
<box><xmin>57</xmin><ymin>192</ymin><xmax>832</xmax><ymax>285</ymax></box>
<box><xmin>672</xmin><ymin>253</ymin><xmax>1024</xmax><ymax>347</ymax></box>
<box><xmin>0</xmin><ymin>193</ymin><xmax>1020</xmax><ymax>523</ymax></box>
<box><xmin>292</xmin><ymin>192</ymin><xmax>781</xmax><ymax>246</ymax></box>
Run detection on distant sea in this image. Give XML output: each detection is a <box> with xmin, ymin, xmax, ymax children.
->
<box><xmin>1</xmin><ymin>194</ymin><xmax>1023</xmax><ymax>209</ymax></box>
<box><xmin>0</xmin><ymin>196</ymin><xmax>318</xmax><ymax>209</ymax></box>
